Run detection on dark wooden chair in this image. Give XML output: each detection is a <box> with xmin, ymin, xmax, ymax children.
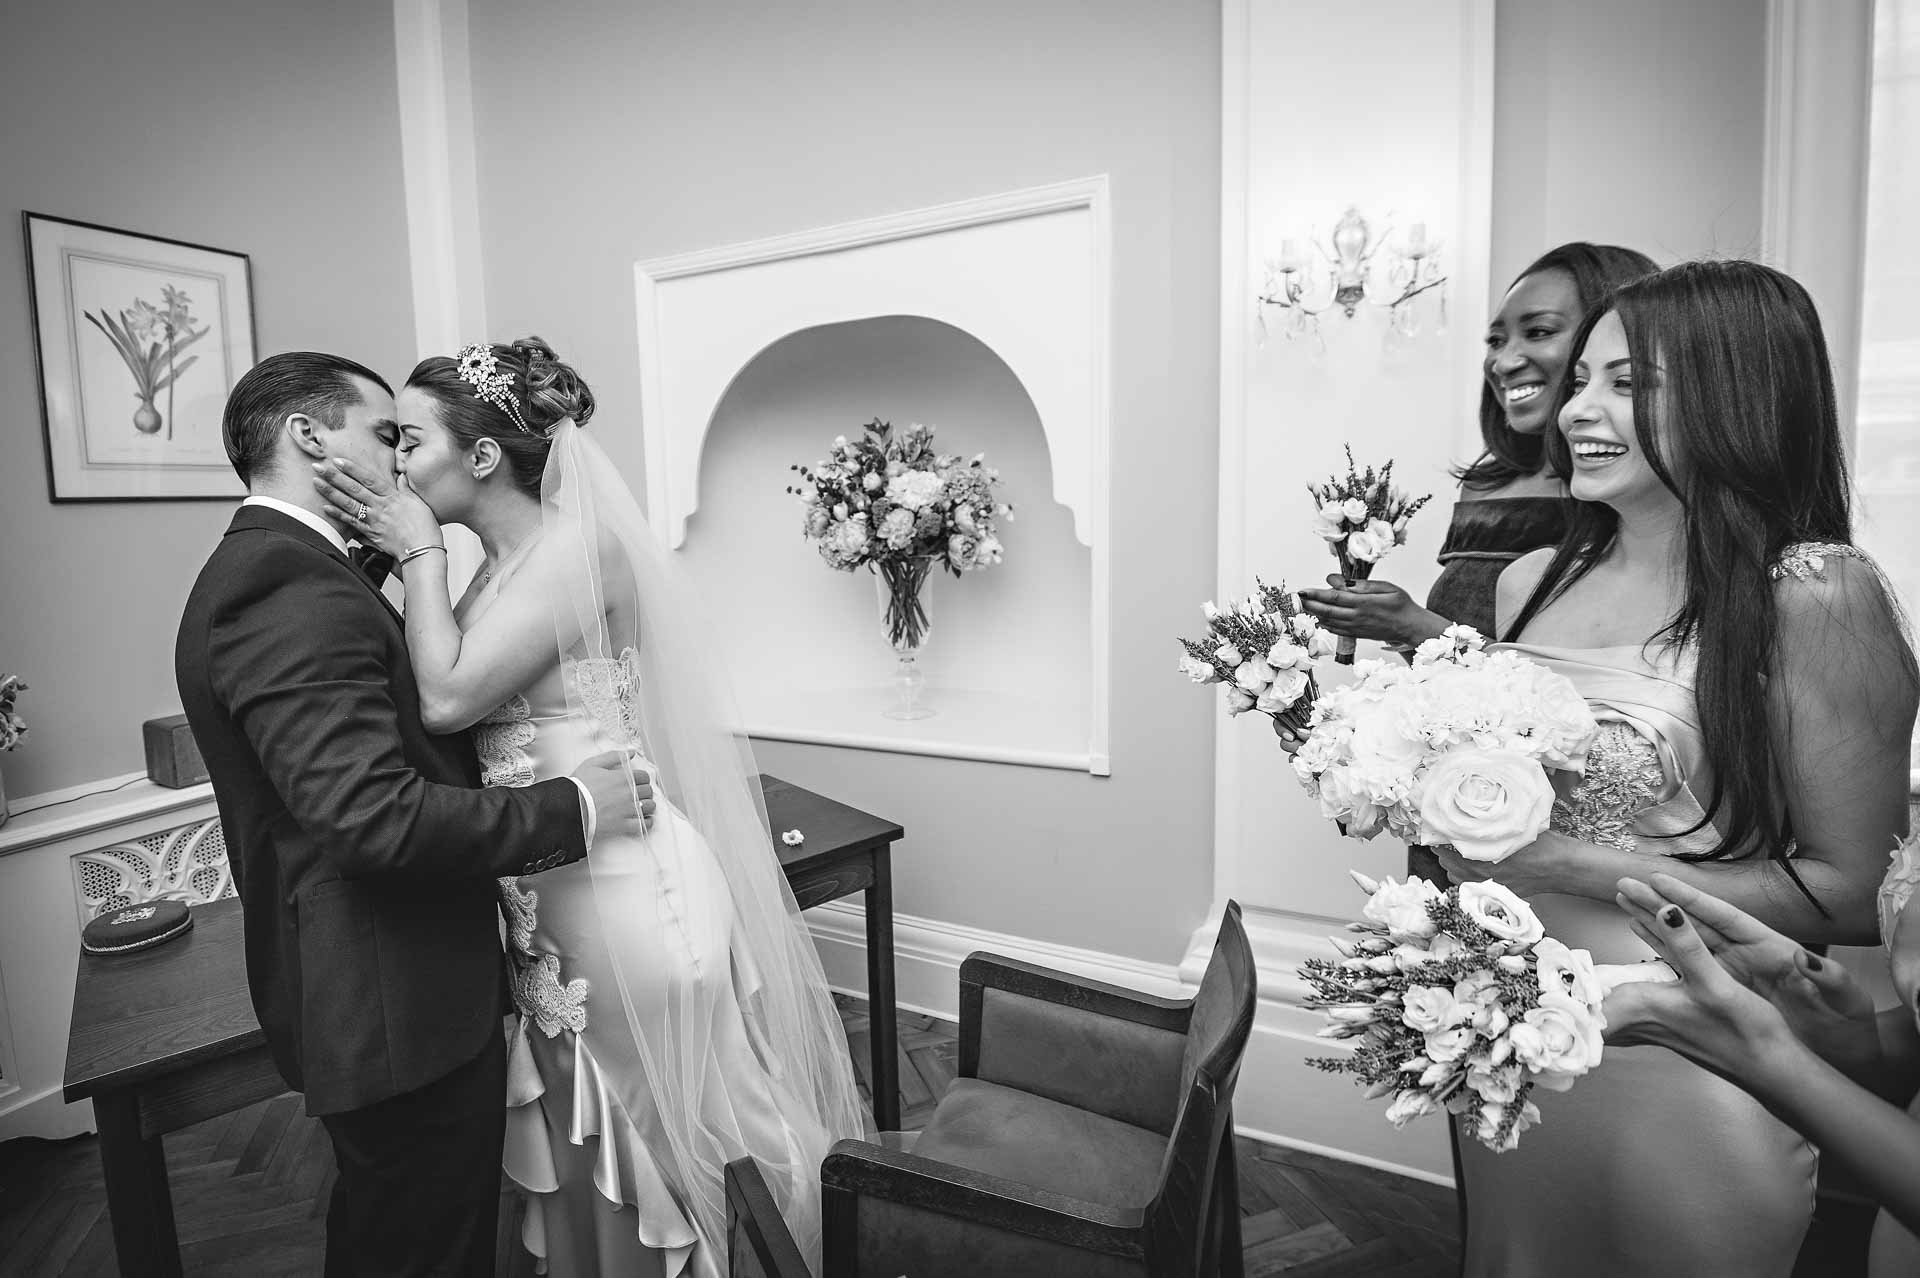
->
<box><xmin>728</xmin><ymin>1151</ymin><xmax>815</xmax><ymax>1278</ymax></box>
<box><xmin>727</xmin><ymin>901</ymin><xmax>1256</xmax><ymax>1277</ymax></box>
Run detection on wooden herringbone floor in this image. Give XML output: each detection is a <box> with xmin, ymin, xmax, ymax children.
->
<box><xmin>0</xmin><ymin>995</ymin><xmax>1465</xmax><ymax>1276</ymax></box>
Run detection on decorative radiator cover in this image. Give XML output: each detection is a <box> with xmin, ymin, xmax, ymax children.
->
<box><xmin>0</xmin><ymin>778</ymin><xmax>224</xmax><ymax>1140</ymax></box>
<box><xmin>70</xmin><ymin>815</ymin><xmax>234</xmax><ymax>921</ymax></box>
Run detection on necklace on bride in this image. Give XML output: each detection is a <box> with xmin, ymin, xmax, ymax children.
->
<box><xmin>480</xmin><ymin>525</ymin><xmax>541</xmax><ymax>587</ymax></box>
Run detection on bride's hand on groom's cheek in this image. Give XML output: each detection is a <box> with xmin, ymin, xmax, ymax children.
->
<box><xmin>313</xmin><ymin>457</ymin><xmax>441</xmax><ymax>555</ymax></box>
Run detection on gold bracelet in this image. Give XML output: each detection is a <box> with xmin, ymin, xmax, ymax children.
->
<box><xmin>398</xmin><ymin>544</ymin><xmax>447</xmax><ymax>568</ymax></box>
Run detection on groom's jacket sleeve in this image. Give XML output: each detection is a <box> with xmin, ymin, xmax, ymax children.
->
<box><xmin>209</xmin><ymin>546</ymin><xmax>586</xmax><ymax>880</ymax></box>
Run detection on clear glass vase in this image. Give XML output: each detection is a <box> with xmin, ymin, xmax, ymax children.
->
<box><xmin>875</xmin><ymin>557</ymin><xmax>936</xmax><ymax>720</ymax></box>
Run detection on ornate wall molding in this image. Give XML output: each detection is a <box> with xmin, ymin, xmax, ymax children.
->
<box><xmin>634</xmin><ymin>178</ymin><xmax>1114</xmax><ymax>775</ymax></box>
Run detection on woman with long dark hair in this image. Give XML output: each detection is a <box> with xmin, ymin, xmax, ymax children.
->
<box><xmin>1439</xmin><ymin>260</ymin><xmax>1917</xmax><ymax>1276</ymax></box>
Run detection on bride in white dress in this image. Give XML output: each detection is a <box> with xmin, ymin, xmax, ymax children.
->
<box><xmin>316</xmin><ymin>337</ymin><xmax>868</xmax><ymax>1278</ymax></box>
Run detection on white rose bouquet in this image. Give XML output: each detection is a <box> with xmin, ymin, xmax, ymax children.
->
<box><xmin>788</xmin><ymin>419</ymin><xmax>1012</xmax><ymax>653</ymax></box>
<box><xmin>1177</xmin><ymin>580</ymin><xmax>1339</xmax><ymax>723</ymax></box>
<box><xmin>1307</xmin><ymin>447</ymin><xmax>1433</xmax><ymax>664</ymax></box>
<box><xmin>1291</xmin><ymin>626</ymin><xmax>1598</xmax><ymax>863</ymax></box>
<box><xmin>1306</xmin><ymin>870</ymin><xmax>1674</xmax><ymax>1151</ymax></box>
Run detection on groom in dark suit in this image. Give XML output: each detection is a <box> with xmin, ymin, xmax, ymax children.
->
<box><xmin>176</xmin><ymin>352</ymin><xmax>651</xmax><ymax>1277</ymax></box>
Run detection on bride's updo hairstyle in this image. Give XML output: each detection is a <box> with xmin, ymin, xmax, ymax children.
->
<box><xmin>406</xmin><ymin>336</ymin><xmax>596</xmax><ymax>498</ymax></box>
<box><xmin>1510</xmin><ymin>260</ymin><xmax>1916</xmax><ymax>888</ymax></box>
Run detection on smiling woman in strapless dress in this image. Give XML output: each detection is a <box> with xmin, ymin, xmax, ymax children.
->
<box><xmin>1431</xmin><ymin>261</ymin><xmax>1918</xmax><ymax>1277</ymax></box>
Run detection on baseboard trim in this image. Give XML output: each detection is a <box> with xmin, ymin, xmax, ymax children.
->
<box><xmin>1234</xmin><ymin>1121</ymin><xmax>1455</xmax><ymax>1190</ymax></box>
<box><xmin>805</xmin><ymin>899</ymin><xmax>1187</xmax><ymax>1024</ymax></box>
<box><xmin>0</xmin><ymin>1082</ymin><xmax>95</xmax><ymax>1143</ymax></box>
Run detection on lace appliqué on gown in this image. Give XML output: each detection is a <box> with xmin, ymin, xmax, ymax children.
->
<box><xmin>473</xmin><ymin>694</ymin><xmax>536</xmax><ymax>789</ymax></box>
<box><xmin>499</xmin><ymin>874</ymin><xmax>589</xmax><ymax>1038</ymax></box>
<box><xmin>1767</xmin><ymin>540</ymin><xmax>1869</xmax><ymax>582</ymax></box>
<box><xmin>572</xmin><ymin>647</ymin><xmax>644</xmax><ymax>747</ymax></box>
<box><xmin>1549</xmin><ymin>721</ymin><xmax>1665</xmax><ymax>853</ymax></box>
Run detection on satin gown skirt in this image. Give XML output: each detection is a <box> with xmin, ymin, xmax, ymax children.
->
<box><xmin>1458</xmin><ymin>893</ymin><xmax>1817</xmax><ymax>1278</ymax></box>
<box><xmin>501</xmin><ymin>800</ymin><xmax>811</xmax><ymax>1278</ymax></box>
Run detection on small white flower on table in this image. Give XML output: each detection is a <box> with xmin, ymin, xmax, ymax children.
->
<box><xmin>781</xmin><ymin>829</ymin><xmax>805</xmax><ymax>847</ymax></box>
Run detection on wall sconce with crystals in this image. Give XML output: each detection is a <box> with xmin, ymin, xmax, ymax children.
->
<box><xmin>1257</xmin><ymin>208</ymin><xmax>1448</xmax><ymax>346</ymax></box>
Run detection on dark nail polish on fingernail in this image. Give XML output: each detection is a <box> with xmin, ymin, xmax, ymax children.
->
<box><xmin>1659</xmin><ymin>905</ymin><xmax>1683</xmax><ymax>928</ymax></box>
<box><xmin>1804</xmin><ymin>953</ymin><xmax>1824</xmax><ymax>972</ymax></box>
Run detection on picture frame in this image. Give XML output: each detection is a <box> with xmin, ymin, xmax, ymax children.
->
<box><xmin>23</xmin><ymin>212</ymin><xmax>256</xmax><ymax>501</ymax></box>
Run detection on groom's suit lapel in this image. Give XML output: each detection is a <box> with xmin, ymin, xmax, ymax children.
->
<box><xmin>225</xmin><ymin>505</ymin><xmax>406</xmax><ymax>631</ymax></box>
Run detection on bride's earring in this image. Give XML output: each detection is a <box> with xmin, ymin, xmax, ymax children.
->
<box><xmin>471</xmin><ymin>438</ymin><xmax>501</xmax><ymax>482</ymax></box>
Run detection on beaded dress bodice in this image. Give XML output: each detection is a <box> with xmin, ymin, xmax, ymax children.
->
<box><xmin>1530</xmin><ymin>541</ymin><xmax>1877</xmax><ymax>860</ymax></box>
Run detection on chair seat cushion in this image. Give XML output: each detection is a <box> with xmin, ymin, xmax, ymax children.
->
<box><xmin>911</xmin><ymin>1078</ymin><xmax>1167</xmax><ymax>1208</ymax></box>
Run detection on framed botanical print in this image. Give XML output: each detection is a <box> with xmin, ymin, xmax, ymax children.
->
<box><xmin>23</xmin><ymin>212</ymin><xmax>256</xmax><ymax>501</ymax></box>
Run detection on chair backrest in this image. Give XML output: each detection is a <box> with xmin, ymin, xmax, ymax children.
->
<box><xmin>1146</xmin><ymin>901</ymin><xmax>1256</xmax><ymax>1272</ymax></box>
<box><xmin>725</xmin><ymin>1157</ymin><xmax>812</xmax><ymax>1278</ymax></box>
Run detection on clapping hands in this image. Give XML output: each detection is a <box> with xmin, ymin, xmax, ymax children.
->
<box><xmin>1603</xmin><ymin>873</ymin><xmax>1878</xmax><ymax>1082</ymax></box>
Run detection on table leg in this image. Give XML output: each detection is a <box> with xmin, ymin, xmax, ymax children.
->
<box><xmin>93</xmin><ymin>1090</ymin><xmax>183</xmax><ymax>1278</ymax></box>
<box><xmin>865</xmin><ymin>849</ymin><xmax>901</xmax><ymax>1132</ymax></box>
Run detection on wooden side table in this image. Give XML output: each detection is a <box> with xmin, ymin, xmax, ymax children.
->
<box><xmin>761</xmin><ymin>773</ymin><xmax>906</xmax><ymax>1131</ymax></box>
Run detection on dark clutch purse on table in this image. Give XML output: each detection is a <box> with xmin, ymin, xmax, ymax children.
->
<box><xmin>81</xmin><ymin>899</ymin><xmax>194</xmax><ymax>955</ymax></box>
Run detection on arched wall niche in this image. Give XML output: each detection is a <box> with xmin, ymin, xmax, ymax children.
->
<box><xmin>684</xmin><ymin>315</ymin><xmax>1094</xmax><ymax>770</ymax></box>
<box><xmin>634</xmin><ymin>179</ymin><xmax>1112</xmax><ymax>772</ymax></box>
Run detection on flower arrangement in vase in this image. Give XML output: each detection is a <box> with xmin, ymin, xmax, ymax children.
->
<box><xmin>789</xmin><ymin>420</ymin><xmax>1011</xmax><ymax>719</ymax></box>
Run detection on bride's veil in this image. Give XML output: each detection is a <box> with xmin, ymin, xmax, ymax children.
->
<box><xmin>540</xmin><ymin>419</ymin><xmax>868</xmax><ymax>1266</ymax></box>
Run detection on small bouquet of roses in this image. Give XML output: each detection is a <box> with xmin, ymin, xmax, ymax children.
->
<box><xmin>1291</xmin><ymin>626</ymin><xmax>1597</xmax><ymax>861</ymax></box>
<box><xmin>0</xmin><ymin>675</ymin><xmax>26</xmax><ymax>752</ymax></box>
<box><xmin>1178</xmin><ymin>581</ymin><xmax>1338</xmax><ymax>723</ymax></box>
<box><xmin>1308</xmin><ymin>447</ymin><xmax>1433</xmax><ymax>663</ymax></box>
<box><xmin>1306</xmin><ymin>870</ymin><xmax>1673</xmax><ymax>1152</ymax></box>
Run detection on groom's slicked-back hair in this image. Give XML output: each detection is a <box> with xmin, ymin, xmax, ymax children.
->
<box><xmin>223</xmin><ymin>352</ymin><xmax>392</xmax><ymax>485</ymax></box>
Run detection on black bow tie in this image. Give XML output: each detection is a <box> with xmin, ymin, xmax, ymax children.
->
<box><xmin>348</xmin><ymin>543</ymin><xmax>395</xmax><ymax>588</ymax></box>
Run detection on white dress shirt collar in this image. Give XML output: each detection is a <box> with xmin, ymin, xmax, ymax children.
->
<box><xmin>243</xmin><ymin>494</ymin><xmax>349</xmax><ymax>556</ymax></box>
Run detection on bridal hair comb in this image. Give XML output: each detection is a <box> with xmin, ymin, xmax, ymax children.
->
<box><xmin>456</xmin><ymin>342</ymin><xmax>536</xmax><ymax>435</ymax></box>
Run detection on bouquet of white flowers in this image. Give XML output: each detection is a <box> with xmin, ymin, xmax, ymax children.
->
<box><xmin>1306</xmin><ymin>871</ymin><xmax>1674</xmax><ymax>1152</ymax></box>
<box><xmin>1307</xmin><ymin>448</ymin><xmax>1432</xmax><ymax>664</ymax></box>
<box><xmin>1177</xmin><ymin>581</ymin><xmax>1339</xmax><ymax>722</ymax></box>
<box><xmin>1290</xmin><ymin>626</ymin><xmax>1597</xmax><ymax>863</ymax></box>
